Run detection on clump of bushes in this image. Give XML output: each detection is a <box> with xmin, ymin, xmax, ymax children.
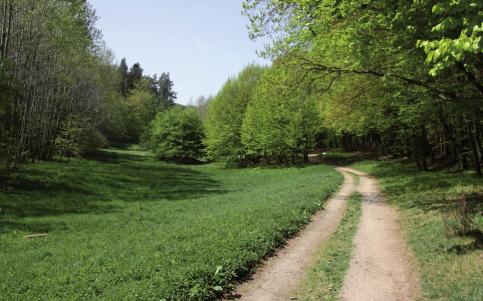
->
<box><xmin>55</xmin><ymin>115</ymin><xmax>108</xmax><ymax>160</ymax></box>
<box><xmin>147</xmin><ymin>106</ymin><xmax>204</xmax><ymax>163</ymax></box>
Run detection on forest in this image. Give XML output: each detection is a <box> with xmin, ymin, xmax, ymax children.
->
<box><xmin>204</xmin><ymin>0</ymin><xmax>483</xmax><ymax>173</ymax></box>
<box><xmin>0</xmin><ymin>1</ymin><xmax>482</xmax><ymax>301</ymax></box>
<box><xmin>0</xmin><ymin>0</ymin><xmax>177</xmax><ymax>167</ymax></box>
<box><xmin>1</xmin><ymin>0</ymin><xmax>481</xmax><ymax>175</ymax></box>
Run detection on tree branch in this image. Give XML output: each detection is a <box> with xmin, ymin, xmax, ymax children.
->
<box><xmin>295</xmin><ymin>56</ymin><xmax>459</xmax><ymax>101</ymax></box>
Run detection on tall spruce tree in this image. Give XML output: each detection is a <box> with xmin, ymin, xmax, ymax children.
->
<box><xmin>158</xmin><ymin>72</ymin><xmax>177</xmax><ymax>109</ymax></box>
<box><xmin>127</xmin><ymin>63</ymin><xmax>143</xmax><ymax>92</ymax></box>
<box><xmin>119</xmin><ymin>58</ymin><xmax>129</xmax><ymax>97</ymax></box>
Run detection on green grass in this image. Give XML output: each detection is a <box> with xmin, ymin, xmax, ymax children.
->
<box><xmin>296</xmin><ymin>192</ymin><xmax>362</xmax><ymax>301</ymax></box>
<box><xmin>350</xmin><ymin>160</ymin><xmax>482</xmax><ymax>301</ymax></box>
<box><xmin>0</xmin><ymin>148</ymin><xmax>342</xmax><ymax>301</ymax></box>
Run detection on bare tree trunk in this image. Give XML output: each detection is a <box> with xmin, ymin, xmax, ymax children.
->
<box><xmin>468</xmin><ymin>121</ymin><xmax>482</xmax><ymax>176</ymax></box>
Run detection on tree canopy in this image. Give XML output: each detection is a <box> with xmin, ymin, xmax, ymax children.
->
<box><xmin>205</xmin><ymin>65</ymin><xmax>265</xmax><ymax>164</ymax></box>
<box><xmin>238</xmin><ymin>0</ymin><xmax>482</xmax><ymax>173</ymax></box>
<box><xmin>0</xmin><ymin>0</ymin><xmax>178</xmax><ymax>167</ymax></box>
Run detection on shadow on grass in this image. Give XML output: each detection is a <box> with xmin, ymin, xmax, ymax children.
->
<box><xmin>0</xmin><ymin>220</ymin><xmax>70</xmax><ymax>234</ymax></box>
<box><xmin>366</xmin><ymin>163</ymin><xmax>482</xmax><ymax>210</ymax></box>
<box><xmin>0</xmin><ymin>149</ymin><xmax>227</xmax><ymax>224</ymax></box>
<box><xmin>317</xmin><ymin>151</ymin><xmax>376</xmax><ymax>166</ymax></box>
<box><xmin>83</xmin><ymin>149</ymin><xmax>151</xmax><ymax>164</ymax></box>
<box><xmin>361</xmin><ymin>161</ymin><xmax>483</xmax><ymax>254</ymax></box>
<box><xmin>446</xmin><ymin>230</ymin><xmax>483</xmax><ymax>255</ymax></box>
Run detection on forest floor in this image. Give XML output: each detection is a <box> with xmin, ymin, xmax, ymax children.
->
<box><xmin>231</xmin><ymin>165</ymin><xmax>421</xmax><ymax>301</ymax></box>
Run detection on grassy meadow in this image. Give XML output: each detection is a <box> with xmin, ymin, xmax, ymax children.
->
<box><xmin>350</xmin><ymin>160</ymin><xmax>483</xmax><ymax>301</ymax></box>
<box><xmin>0</xmin><ymin>147</ymin><xmax>342</xmax><ymax>301</ymax></box>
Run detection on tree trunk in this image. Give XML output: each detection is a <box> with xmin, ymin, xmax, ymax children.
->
<box><xmin>468</xmin><ymin>121</ymin><xmax>482</xmax><ymax>175</ymax></box>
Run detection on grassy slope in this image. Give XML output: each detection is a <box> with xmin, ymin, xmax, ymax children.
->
<box><xmin>350</xmin><ymin>160</ymin><xmax>482</xmax><ymax>301</ymax></box>
<box><xmin>296</xmin><ymin>192</ymin><xmax>362</xmax><ymax>301</ymax></box>
<box><xmin>0</xmin><ymin>148</ymin><xmax>342</xmax><ymax>301</ymax></box>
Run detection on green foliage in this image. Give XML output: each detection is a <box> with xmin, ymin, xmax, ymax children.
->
<box><xmin>0</xmin><ymin>148</ymin><xmax>342</xmax><ymax>300</ymax></box>
<box><xmin>124</xmin><ymin>80</ymin><xmax>156</xmax><ymax>143</ymax></box>
<box><xmin>417</xmin><ymin>0</ymin><xmax>483</xmax><ymax>76</ymax></box>
<box><xmin>158</xmin><ymin>72</ymin><xmax>177</xmax><ymax>109</ymax></box>
<box><xmin>206</xmin><ymin>63</ymin><xmax>322</xmax><ymax>165</ymax></box>
<box><xmin>127</xmin><ymin>62</ymin><xmax>143</xmax><ymax>92</ymax></box>
<box><xmin>55</xmin><ymin>116</ymin><xmax>108</xmax><ymax>159</ymax></box>
<box><xmin>205</xmin><ymin>65</ymin><xmax>265</xmax><ymax>164</ymax></box>
<box><xmin>55</xmin><ymin>120</ymin><xmax>83</xmax><ymax>159</ymax></box>
<box><xmin>241</xmin><ymin>64</ymin><xmax>321</xmax><ymax>163</ymax></box>
<box><xmin>0</xmin><ymin>2</ymin><xmax>179</xmax><ymax>164</ymax></box>
<box><xmin>118</xmin><ymin>58</ymin><xmax>129</xmax><ymax>97</ymax></box>
<box><xmin>243</xmin><ymin>0</ymin><xmax>483</xmax><ymax>173</ymax></box>
<box><xmin>149</xmin><ymin>106</ymin><xmax>204</xmax><ymax>162</ymax></box>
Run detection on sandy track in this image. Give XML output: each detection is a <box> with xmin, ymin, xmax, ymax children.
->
<box><xmin>227</xmin><ymin>168</ymin><xmax>356</xmax><ymax>301</ymax></box>
<box><xmin>339</xmin><ymin>167</ymin><xmax>421</xmax><ymax>301</ymax></box>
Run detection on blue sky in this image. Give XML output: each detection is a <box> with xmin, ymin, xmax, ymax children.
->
<box><xmin>89</xmin><ymin>0</ymin><xmax>269</xmax><ymax>104</ymax></box>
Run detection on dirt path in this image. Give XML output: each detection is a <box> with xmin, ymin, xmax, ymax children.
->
<box><xmin>227</xmin><ymin>168</ymin><xmax>356</xmax><ymax>301</ymax></box>
<box><xmin>338</xmin><ymin>167</ymin><xmax>421</xmax><ymax>301</ymax></box>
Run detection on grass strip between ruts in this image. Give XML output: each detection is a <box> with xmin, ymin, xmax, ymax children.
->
<box><xmin>296</xmin><ymin>192</ymin><xmax>362</xmax><ymax>301</ymax></box>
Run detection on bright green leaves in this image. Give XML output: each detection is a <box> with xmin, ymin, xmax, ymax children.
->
<box><xmin>205</xmin><ymin>61</ymin><xmax>321</xmax><ymax>165</ymax></box>
<box><xmin>431</xmin><ymin>2</ymin><xmax>446</xmax><ymax>14</ymax></box>
<box><xmin>241</xmin><ymin>63</ymin><xmax>321</xmax><ymax>162</ymax></box>
<box><xmin>418</xmin><ymin>0</ymin><xmax>483</xmax><ymax>76</ymax></box>
<box><xmin>148</xmin><ymin>106</ymin><xmax>204</xmax><ymax>162</ymax></box>
<box><xmin>204</xmin><ymin>65</ymin><xmax>265</xmax><ymax>164</ymax></box>
<box><xmin>124</xmin><ymin>79</ymin><xmax>157</xmax><ymax>142</ymax></box>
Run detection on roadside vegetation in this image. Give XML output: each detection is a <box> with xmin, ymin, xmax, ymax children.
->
<box><xmin>296</xmin><ymin>192</ymin><xmax>363</xmax><ymax>301</ymax></box>
<box><xmin>350</xmin><ymin>160</ymin><xmax>482</xmax><ymax>300</ymax></box>
<box><xmin>0</xmin><ymin>148</ymin><xmax>342</xmax><ymax>300</ymax></box>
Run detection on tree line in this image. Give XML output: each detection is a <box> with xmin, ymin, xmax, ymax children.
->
<box><xmin>0</xmin><ymin>0</ymin><xmax>177</xmax><ymax>168</ymax></box>
<box><xmin>1</xmin><ymin>0</ymin><xmax>481</xmax><ymax>175</ymax></box>
<box><xmin>205</xmin><ymin>64</ymin><xmax>321</xmax><ymax>165</ymax></box>
<box><xmin>203</xmin><ymin>0</ymin><xmax>481</xmax><ymax>174</ymax></box>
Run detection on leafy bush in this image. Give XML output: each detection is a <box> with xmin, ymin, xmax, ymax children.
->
<box><xmin>149</xmin><ymin>106</ymin><xmax>204</xmax><ymax>162</ymax></box>
<box><xmin>55</xmin><ymin>116</ymin><xmax>108</xmax><ymax>160</ymax></box>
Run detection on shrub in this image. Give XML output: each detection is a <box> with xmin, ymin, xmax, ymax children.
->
<box><xmin>149</xmin><ymin>106</ymin><xmax>204</xmax><ymax>163</ymax></box>
<box><xmin>55</xmin><ymin>116</ymin><xmax>108</xmax><ymax>160</ymax></box>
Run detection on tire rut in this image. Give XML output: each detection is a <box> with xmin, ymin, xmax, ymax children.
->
<box><xmin>338</xmin><ymin>167</ymin><xmax>421</xmax><ymax>301</ymax></box>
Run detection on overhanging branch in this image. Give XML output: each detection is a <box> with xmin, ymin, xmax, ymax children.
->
<box><xmin>295</xmin><ymin>56</ymin><xmax>459</xmax><ymax>101</ymax></box>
